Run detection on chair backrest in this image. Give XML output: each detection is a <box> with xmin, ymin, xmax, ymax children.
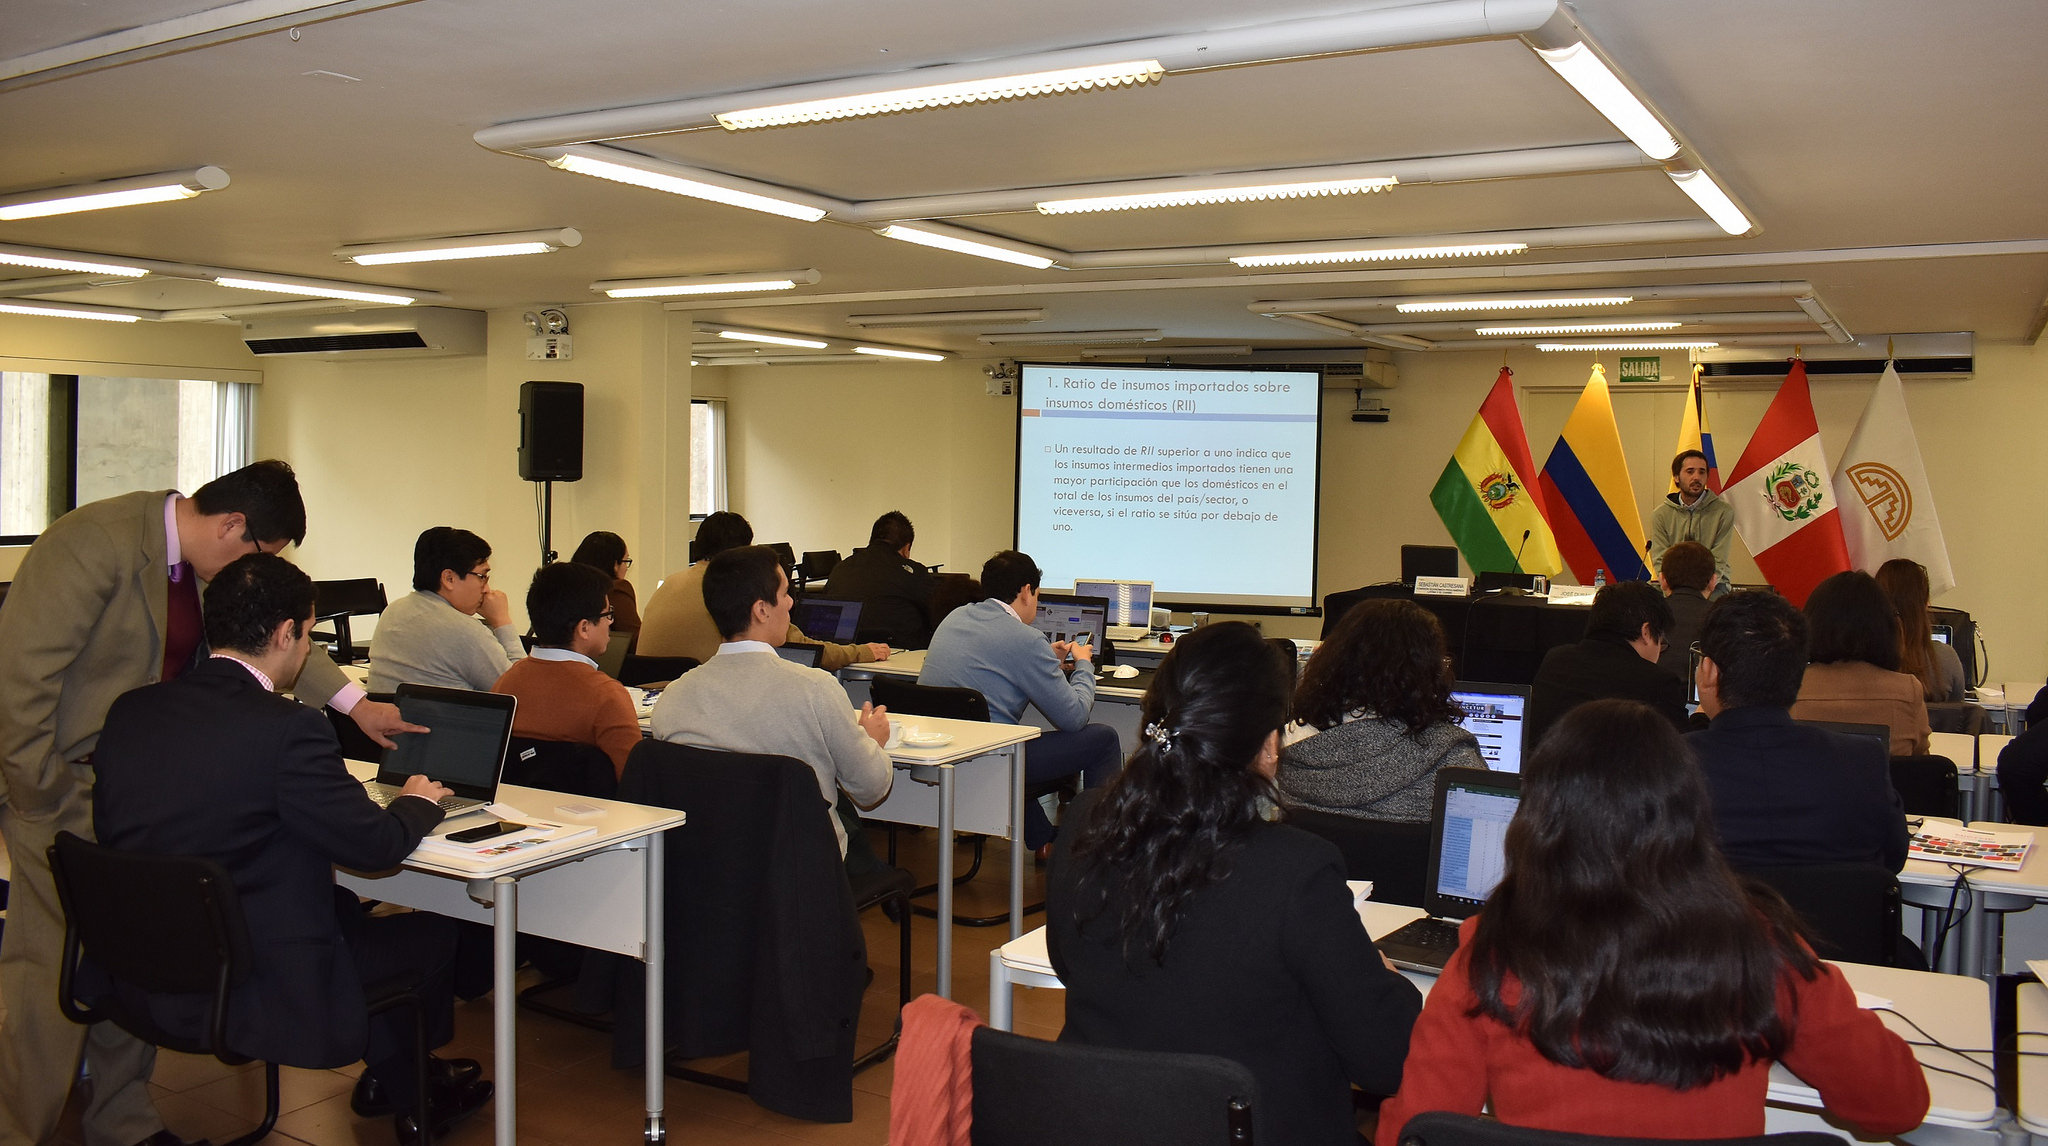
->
<box><xmin>1741</xmin><ymin>862</ymin><xmax>1902</xmax><ymax>967</ymax></box>
<box><xmin>326</xmin><ymin>691</ymin><xmax>397</xmax><ymax>763</ymax></box>
<box><xmin>1890</xmin><ymin>754</ymin><xmax>1960</xmax><ymax>818</ymax></box>
<box><xmin>969</xmin><ymin>1025</ymin><xmax>1257</xmax><ymax>1146</ymax></box>
<box><xmin>313</xmin><ymin>578</ymin><xmax>388</xmax><ymax>620</ymax></box>
<box><xmin>869</xmin><ymin>676</ymin><xmax>990</xmax><ymax>722</ymax></box>
<box><xmin>1284</xmin><ymin>808</ymin><xmax>1432</xmax><ymax>908</ymax></box>
<box><xmin>1928</xmin><ymin>701</ymin><xmax>1987</xmax><ymax>735</ymax></box>
<box><xmin>505</xmin><ymin>736</ymin><xmax>618</xmax><ymax>799</ymax></box>
<box><xmin>48</xmin><ymin>831</ymin><xmax>254</xmax><ymax>1059</ymax></box>
<box><xmin>619</xmin><ymin>654</ymin><xmax>698</xmax><ymax>687</ymax></box>
<box><xmin>801</xmin><ymin>549</ymin><xmax>842</xmax><ymax>582</ymax></box>
<box><xmin>1393</xmin><ymin>1110</ymin><xmax>1843</xmax><ymax>1146</ymax></box>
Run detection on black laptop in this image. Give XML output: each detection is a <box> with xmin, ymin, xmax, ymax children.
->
<box><xmin>1374</xmin><ymin>767</ymin><xmax>1523</xmax><ymax>973</ymax></box>
<box><xmin>793</xmin><ymin>597</ymin><xmax>864</xmax><ymax>642</ymax></box>
<box><xmin>364</xmin><ymin>684</ymin><xmax>516</xmax><ymax>816</ymax></box>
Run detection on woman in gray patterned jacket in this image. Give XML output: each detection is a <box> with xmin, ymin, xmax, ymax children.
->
<box><xmin>1278</xmin><ymin>599</ymin><xmax>1486</xmax><ymax>822</ymax></box>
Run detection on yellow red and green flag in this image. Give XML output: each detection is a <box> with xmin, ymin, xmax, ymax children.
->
<box><xmin>1429</xmin><ymin>367</ymin><xmax>1563</xmax><ymax>577</ymax></box>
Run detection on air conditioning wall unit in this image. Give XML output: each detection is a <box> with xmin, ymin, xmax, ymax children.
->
<box><xmin>242</xmin><ymin>307</ymin><xmax>486</xmax><ymax>356</ymax></box>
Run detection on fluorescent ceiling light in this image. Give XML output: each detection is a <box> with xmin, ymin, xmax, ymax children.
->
<box><xmin>0</xmin><ymin>301</ymin><xmax>142</xmax><ymax>323</ymax></box>
<box><xmin>716</xmin><ymin>329</ymin><xmax>828</xmax><ymax>349</ymax></box>
<box><xmin>847</xmin><ymin>309</ymin><xmax>1044</xmax><ymax>328</ymax></box>
<box><xmin>1038</xmin><ymin>176</ymin><xmax>1397</xmax><ymax>214</ymax></box>
<box><xmin>548</xmin><ymin>153</ymin><xmax>828</xmax><ymax>222</ymax></box>
<box><xmin>1079</xmin><ymin>344</ymin><xmax>1252</xmax><ymax>358</ymax></box>
<box><xmin>980</xmin><ymin>329</ymin><xmax>1161</xmax><ymax>346</ymax></box>
<box><xmin>1397</xmin><ymin>295</ymin><xmax>1633</xmax><ymax>313</ymax></box>
<box><xmin>337</xmin><ymin>228</ymin><xmax>582</xmax><ymax>265</ymax></box>
<box><xmin>876</xmin><ymin>224</ymin><xmax>1058</xmax><ymax>269</ymax></box>
<box><xmin>0</xmin><ymin>166</ymin><xmax>229</xmax><ymax>221</ymax></box>
<box><xmin>1534</xmin><ymin>43</ymin><xmax>1679</xmax><ymax>160</ymax></box>
<box><xmin>1477</xmin><ymin>321</ymin><xmax>1682</xmax><ymax>335</ymax></box>
<box><xmin>854</xmin><ymin>346</ymin><xmax>947</xmax><ymax>361</ymax></box>
<box><xmin>0</xmin><ymin>250</ymin><xmax>149</xmax><ymax>277</ymax></box>
<box><xmin>1535</xmin><ymin>340</ymin><xmax>1719</xmax><ymax>352</ymax></box>
<box><xmin>214</xmin><ymin>276</ymin><xmax>416</xmax><ymax>305</ymax></box>
<box><xmin>594</xmin><ymin>269</ymin><xmax>820</xmax><ymax>298</ymax></box>
<box><xmin>1231</xmin><ymin>243</ymin><xmax>1526</xmax><ymax>268</ymax></box>
<box><xmin>716</xmin><ymin>60</ymin><xmax>1165</xmax><ymax>130</ymax></box>
<box><xmin>1668</xmin><ymin>169</ymin><xmax>1752</xmax><ymax>236</ymax></box>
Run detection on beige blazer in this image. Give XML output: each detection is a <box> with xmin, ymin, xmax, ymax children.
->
<box><xmin>0</xmin><ymin>489</ymin><xmax>349</xmax><ymax>820</ymax></box>
<box><xmin>1790</xmin><ymin>660</ymin><xmax>1932</xmax><ymax>757</ymax></box>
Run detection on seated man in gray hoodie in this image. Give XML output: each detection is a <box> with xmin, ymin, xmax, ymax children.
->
<box><xmin>1650</xmin><ymin>449</ymin><xmax>1734</xmax><ymax>598</ymax></box>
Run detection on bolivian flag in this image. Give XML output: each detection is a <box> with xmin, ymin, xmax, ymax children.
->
<box><xmin>1430</xmin><ymin>367</ymin><xmax>1563</xmax><ymax>577</ymax></box>
<box><xmin>1539</xmin><ymin>364</ymin><xmax>1650</xmax><ymax>583</ymax></box>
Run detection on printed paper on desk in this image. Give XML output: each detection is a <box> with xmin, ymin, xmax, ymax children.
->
<box><xmin>1908</xmin><ymin>824</ymin><xmax>2033</xmax><ymax>870</ymax></box>
<box><xmin>415</xmin><ymin>817</ymin><xmax>595</xmax><ymax>860</ymax></box>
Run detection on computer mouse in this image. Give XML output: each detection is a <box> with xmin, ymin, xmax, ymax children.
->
<box><xmin>1112</xmin><ymin>664</ymin><xmax>1140</xmax><ymax>680</ymax></box>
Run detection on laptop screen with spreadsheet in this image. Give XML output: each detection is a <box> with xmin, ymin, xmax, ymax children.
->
<box><xmin>1422</xmin><ymin>767</ymin><xmax>1522</xmax><ymax>920</ymax></box>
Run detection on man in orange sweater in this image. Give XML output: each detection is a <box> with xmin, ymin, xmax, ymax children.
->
<box><xmin>493</xmin><ymin>562</ymin><xmax>642</xmax><ymax>777</ymax></box>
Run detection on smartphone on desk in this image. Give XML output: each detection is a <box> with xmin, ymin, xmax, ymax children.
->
<box><xmin>446</xmin><ymin>820</ymin><xmax>526</xmax><ymax>844</ymax></box>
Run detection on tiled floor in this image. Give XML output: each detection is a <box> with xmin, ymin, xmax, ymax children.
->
<box><xmin>53</xmin><ymin>829</ymin><xmax>1070</xmax><ymax>1146</ymax></box>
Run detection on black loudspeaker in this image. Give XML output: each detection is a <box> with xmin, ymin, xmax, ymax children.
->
<box><xmin>518</xmin><ymin>381</ymin><xmax>583</xmax><ymax>482</ymax></box>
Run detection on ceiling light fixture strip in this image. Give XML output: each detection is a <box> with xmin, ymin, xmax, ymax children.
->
<box><xmin>0</xmin><ymin>248</ymin><xmax>150</xmax><ymax>277</ymax></box>
<box><xmin>1534</xmin><ymin>340</ymin><xmax>1719</xmax><ymax>351</ymax></box>
<box><xmin>717</xmin><ymin>60</ymin><xmax>1166</xmax><ymax>130</ymax></box>
<box><xmin>594</xmin><ymin>269</ymin><xmax>821</xmax><ymax>298</ymax></box>
<box><xmin>547</xmin><ymin>148</ymin><xmax>837</xmax><ymax>223</ymax></box>
<box><xmin>0</xmin><ymin>301</ymin><xmax>144</xmax><ymax>323</ymax></box>
<box><xmin>875</xmin><ymin>224</ymin><xmax>1060</xmax><ymax>269</ymax></box>
<box><xmin>0</xmin><ymin>166</ymin><xmax>229</xmax><ymax>221</ymax></box>
<box><xmin>1038</xmin><ymin>176</ymin><xmax>1396</xmax><ymax>215</ymax></box>
<box><xmin>214</xmin><ymin>276</ymin><xmax>417</xmax><ymax>305</ymax></box>
<box><xmin>1232</xmin><ymin>242</ymin><xmax>1528</xmax><ymax>268</ymax></box>
<box><xmin>337</xmin><ymin>228</ymin><xmax>583</xmax><ymax>265</ymax></box>
<box><xmin>1476</xmin><ymin>321</ymin><xmax>1682</xmax><ymax>335</ymax></box>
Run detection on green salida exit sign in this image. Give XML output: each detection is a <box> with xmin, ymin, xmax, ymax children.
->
<box><xmin>1619</xmin><ymin>356</ymin><xmax>1661</xmax><ymax>384</ymax></box>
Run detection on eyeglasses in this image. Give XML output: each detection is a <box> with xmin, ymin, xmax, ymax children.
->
<box><xmin>598</xmin><ymin>608</ymin><xmax>616</xmax><ymax>621</ymax></box>
<box><xmin>619</xmin><ymin>557</ymin><xmax>634</xmax><ymax>569</ymax></box>
<box><xmin>463</xmin><ymin>569</ymin><xmax>491</xmax><ymax>585</ymax></box>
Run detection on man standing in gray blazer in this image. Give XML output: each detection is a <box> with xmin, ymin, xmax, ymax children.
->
<box><xmin>0</xmin><ymin>460</ymin><xmax>419</xmax><ymax>1146</ymax></box>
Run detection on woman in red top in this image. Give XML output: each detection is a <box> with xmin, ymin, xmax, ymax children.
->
<box><xmin>1377</xmin><ymin>699</ymin><xmax>1929</xmax><ymax>1144</ymax></box>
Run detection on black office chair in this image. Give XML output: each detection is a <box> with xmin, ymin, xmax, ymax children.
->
<box><xmin>867</xmin><ymin>677</ymin><xmax>1054</xmax><ymax>926</ymax></box>
<box><xmin>1393</xmin><ymin>1111</ymin><xmax>1843</xmax><ymax>1146</ymax></box>
<box><xmin>504</xmin><ymin>736</ymin><xmax>618</xmax><ymax>799</ymax></box>
<box><xmin>1284</xmin><ymin>809</ymin><xmax>1432</xmax><ymax>908</ymax></box>
<box><xmin>969</xmin><ymin>1025</ymin><xmax>1259</xmax><ymax>1145</ymax></box>
<box><xmin>1741</xmin><ymin>862</ymin><xmax>1910</xmax><ymax>969</ymax></box>
<box><xmin>50</xmin><ymin>832</ymin><xmax>428</xmax><ymax>1146</ymax></box>
<box><xmin>619</xmin><ymin>654</ymin><xmax>697</xmax><ymax>687</ymax></box>
<box><xmin>800</xmin><ymin>549</ymin><xmax>842</xmax><ymax>585</ymax></box>
<box><xmin>1928</xmin><ymin>701</ymin><xmax>1988</xmax><ymax>735</ymax></box>
<box><xmin>311</xmin><ymin>578</ymin><xmax>388</xmax><ymax>664</ymax></box>
<box><xmin>1890</xmin><ymin>754</ymin><xmax>1961</xmax><ymax>819</ymax></box>
<box><xmin>607</xmin><ymin>741</ymin><xmax>914</xmax><ymax>1120</ymax></box>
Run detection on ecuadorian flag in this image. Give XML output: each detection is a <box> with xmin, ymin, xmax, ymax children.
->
<box><xmin>1538</xmin><ymin>364</ymin><xmax>1650</xmax><ymax>583</ymax></box>
<box><xmin>1429</xmin><ymin>368</ymin><xmax>1563</xmax><ymax>577</ymax></box>
<box><xmin>1670</xmin><ymin>364</ymin><xmax>1722</xmax><ymax>493</ymax></box>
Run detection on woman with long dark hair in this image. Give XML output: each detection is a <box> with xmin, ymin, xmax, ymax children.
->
<box><xmin>1048</xmin><ymin>622</ymin><xmax>1421</xmax><ymax>1146</ymax></box>
<box><xmin>1875</xmin><ymin>558</ymin><xmax>1966</xmax><ymax>702</ymax></box>
<box><xmin>1280</xmin><ymin>599</ymin><xmax>1484</xmax><ymax>821</ymax></box>
<box><xmin>1376</xmin><ymin>699</ymin><xmax>1928</xmax><ymax>1142</ymax></box>
<box><xmin>1791</xmin><ymin>570</ymin><xmax>1931</xmax><ymax>754</ymax></box>
<box><xmin>570</xmin><ymin>530</ymin><xmax>640</xmax><ymax>645</ymax></box>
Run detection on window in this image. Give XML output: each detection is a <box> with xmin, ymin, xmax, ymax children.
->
<box><xmin>690</xmin><ymin>398</ymin><xmax>727</xmax><ymax>519</ymax></box>
<box><xmin>1</xmin><ymin>373</ymin><xmax>255</xmax><ymax>543</ymax></box>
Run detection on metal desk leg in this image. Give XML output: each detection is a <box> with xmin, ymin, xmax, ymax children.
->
<box><xmin>936</xmin><ymin>763</ymin><xmax>956</xmax><ymax>998</ymax></box>
<box><xmin>1010</xmin><ymin>743</ymin><xmax>1026</xmax><ymax>941</ymax></box>
<box><xmin>644</xmin><ymin>832</ymin><xmax>666</xmax><ymax>1144</ymax></box>
<box><xmin>989</xmin><ymin>950</ymin><xmax>1013</xmax><ymax>1031</ymax></box>
<box><xmin>492</xmin><ymin>875</ymin><xmax>518</xmax><ymax>1144</ymax></box>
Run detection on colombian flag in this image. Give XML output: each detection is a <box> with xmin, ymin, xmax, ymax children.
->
<box><xmin>1429</xmin><ymin>368</ymin><xmax>1563</xmax><ymax>577</ymax></box>
<box><xmin>1539</xmin><ymin>364</ymin><xmax>1650</xmax><ymax>583</ymax></box>
<box><xmin>1670</xmin><ymin>364</ymin><xmax>1721</xmax><ymax>493</ymax></box>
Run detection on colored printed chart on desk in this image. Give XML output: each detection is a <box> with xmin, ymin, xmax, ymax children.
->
<box><xmin>1909</xmin><ymin>824</ymin><xmax>2033</xmax><ymax>870</ymax></box>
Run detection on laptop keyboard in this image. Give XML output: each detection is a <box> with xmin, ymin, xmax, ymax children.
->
<box><xmin>366</xmin><ymin>784</ymin><xmax>480</xmax><ymax>814</ymax></box>
<box><xmin>1377</xmin><ymin>918</ymin><xmax>1462</xmax><ymax>962</ymax></box>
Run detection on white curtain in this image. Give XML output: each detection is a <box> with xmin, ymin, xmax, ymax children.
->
<box><xmin>691</xmin><ymin>399</ymin><xmax>728</xmax><ymax>515</ymax></box>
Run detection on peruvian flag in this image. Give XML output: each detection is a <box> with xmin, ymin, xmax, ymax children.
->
<box><xmin>1723</xmin><ymin>361</ymin><xmax>1851</xmax><ymax>605</ymax></box>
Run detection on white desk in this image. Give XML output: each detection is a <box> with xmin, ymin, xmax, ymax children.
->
<box><xmin>1901</xmin><ymin>822</ymin><xmax>2048</xmax><ymax>981</ymax></box>
<box><xmin>991</xmin><ymin>902</ymin><xmax>1996</xmax><ymax>1134</ymax></box>
<box><xmin>2013</xmin><ymin>980</ymin><xmax>2048</xmax><ymax>1136</ymax></box>
<box><xmin>336</xmin><ymin>766</ymin><xmax>687</xmax><ymax>1144</ymax></box>
<box><xmin>855</xmin><ymin>713</ymin><xmax>1038</xmax><ymax>998</ymax></box>
<box><xmin>843</xmin><ymin>648</ymin><xmax>1146</xmax><ymax>765</ymax></box>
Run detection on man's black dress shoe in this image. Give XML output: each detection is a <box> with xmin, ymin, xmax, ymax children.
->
<box><xmin>133</xmin><ymin>1134</ymin><xmax>211</xmax><ymax>1146</ymax></box>
<box><xmin>393</xmin><ymin>1078</ymin><xmax>493</xmax><ymax>1146</ymax></box>
<box><xmin>350</xmin><ymin>1055</ymin><xmax>483</xmax><ymax>1117</ymax></box>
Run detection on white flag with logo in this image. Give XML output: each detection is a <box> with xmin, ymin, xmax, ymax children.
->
<box><xmin>1832</xmin><ymin>363</ymin><xmax>1954</xmax><ymax>595</ymax></box>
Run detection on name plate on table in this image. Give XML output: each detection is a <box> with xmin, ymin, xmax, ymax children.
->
<box><xmin>1413</xmin><ymin>575</ymin><xmax>1471</xmax><ymax>598</ymax></box>
<box><xmin>1546</xmin><ymin>584</ymin><xmax>1598</xmax><ymax>605</ymax></box>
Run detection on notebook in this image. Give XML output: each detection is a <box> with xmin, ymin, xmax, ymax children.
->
<box><xmin>363</xmin><ymin>684</ymin><xmax>516</xmax><ymax>816</ymax></box>
<box><xmin>1374</xmin><ymin>767</ymin><xmax>1522</xmax><ymax>973</ymax></box>
<box><xmin>1449</xmin><ymin>682</ymin><xmax>1531</xmax><ymax>773</ymax></box>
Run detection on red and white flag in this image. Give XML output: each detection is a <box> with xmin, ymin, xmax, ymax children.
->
<box><xmin>1833</xmin><ymin>362</ymin><xmax>1954</xmax><ymax>595</ymax></box>
<box><xmin>1724</xmin><ymin>361</ymin><xmax>1851</xmax><ymax>605</ymax></box>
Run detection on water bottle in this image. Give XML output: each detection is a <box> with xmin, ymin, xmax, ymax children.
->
<box><xmin>1593</xmin><ymin>568</ymin><xmax>1607</xmax><ymax>588</ymax></box>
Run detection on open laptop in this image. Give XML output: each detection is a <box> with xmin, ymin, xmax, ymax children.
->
<box><xmin>1931</xmin><ymin>623</ymin><xmax>1953</xmax><ymax>646</ymax></box>
<box><xmin>1075</xmin><ymin>578</ymin><xmax>1154</xmax><ymax>643</ymax></box>
<box><xmin>775</xmin><ymin>642</ymin><xmax>824</xmax><ymax>668</ymax></box>
<box><xmin>793</xmin><ymin>597</ymin><xmax>864</xmax><ymax>642</ymax></box>
<box><xmin>1400</xmin><ymin>545</ymin><xmax>1460</xmax><ymax>588</ymax></box>
<box><xmin>1449</xmin><ymin>682</ymin><xmax>1532</xmax><ymax>773</ymax></box>
<box><xmin>1032</xmin><ymin>592</ymin><xmax>1108</xmax><ymax>657</ymax></box>
<box><xmin>363</xmin><ymin>684</ymin><xmax>517</xmax><ymax>816</ymax></box>
<box><xmin>1374</xmin><ymin>767</ymin><xmax>1523</xmax><ymax>973</ymax></box>
<box><xmin>594</xmin><ymin>630</ymin><xmax>632</xmax><ymax>679</ymax></box>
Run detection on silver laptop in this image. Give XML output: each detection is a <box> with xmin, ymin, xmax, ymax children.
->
<box><xmin>364</xmin><ymin>684</ymin><xmax>516</xmax><ymax>816</ymax></box>
<box><xmin>1374</xmin><ymin>767</ymin><xmax>1522</xmax><ymax>973</ymax></box>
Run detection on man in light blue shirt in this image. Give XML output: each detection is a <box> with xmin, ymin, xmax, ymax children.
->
<box><xmin>920</xmin><ymin>550</ymin><xmax>1121</xmax><ymax>852</ymax></box>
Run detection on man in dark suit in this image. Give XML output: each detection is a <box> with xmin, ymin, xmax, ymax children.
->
<box><xmin>1526</xmin><ymin>581</ymin><xmax>1689</xmax><ymax>746</ymax></box>
<box><xmin>91</xmin><ymin>554</ymin><xmax>490</xmax><ymax>1144</ymax></box>
<box><xmin>823</xmin><ymin>510</ymin><xmax>934</xmax><ymax>649</ymax></box>
<box><xmin>1687</xmin><ymin>589</ymin><xmax>1909</xmax><ymax>871</ymax></box>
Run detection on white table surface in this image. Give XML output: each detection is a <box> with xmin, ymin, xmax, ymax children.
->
<box><xmin>2015</xmin><ymin>980</ymin><xmax>2048</xmax><ymax>1136</ymax></box>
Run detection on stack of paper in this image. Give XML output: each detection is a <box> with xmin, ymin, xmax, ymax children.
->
<box><xmin>1908</xmin><ymin>824</ymin><xmax>2033</xmax><ymax>870</ymax></box>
